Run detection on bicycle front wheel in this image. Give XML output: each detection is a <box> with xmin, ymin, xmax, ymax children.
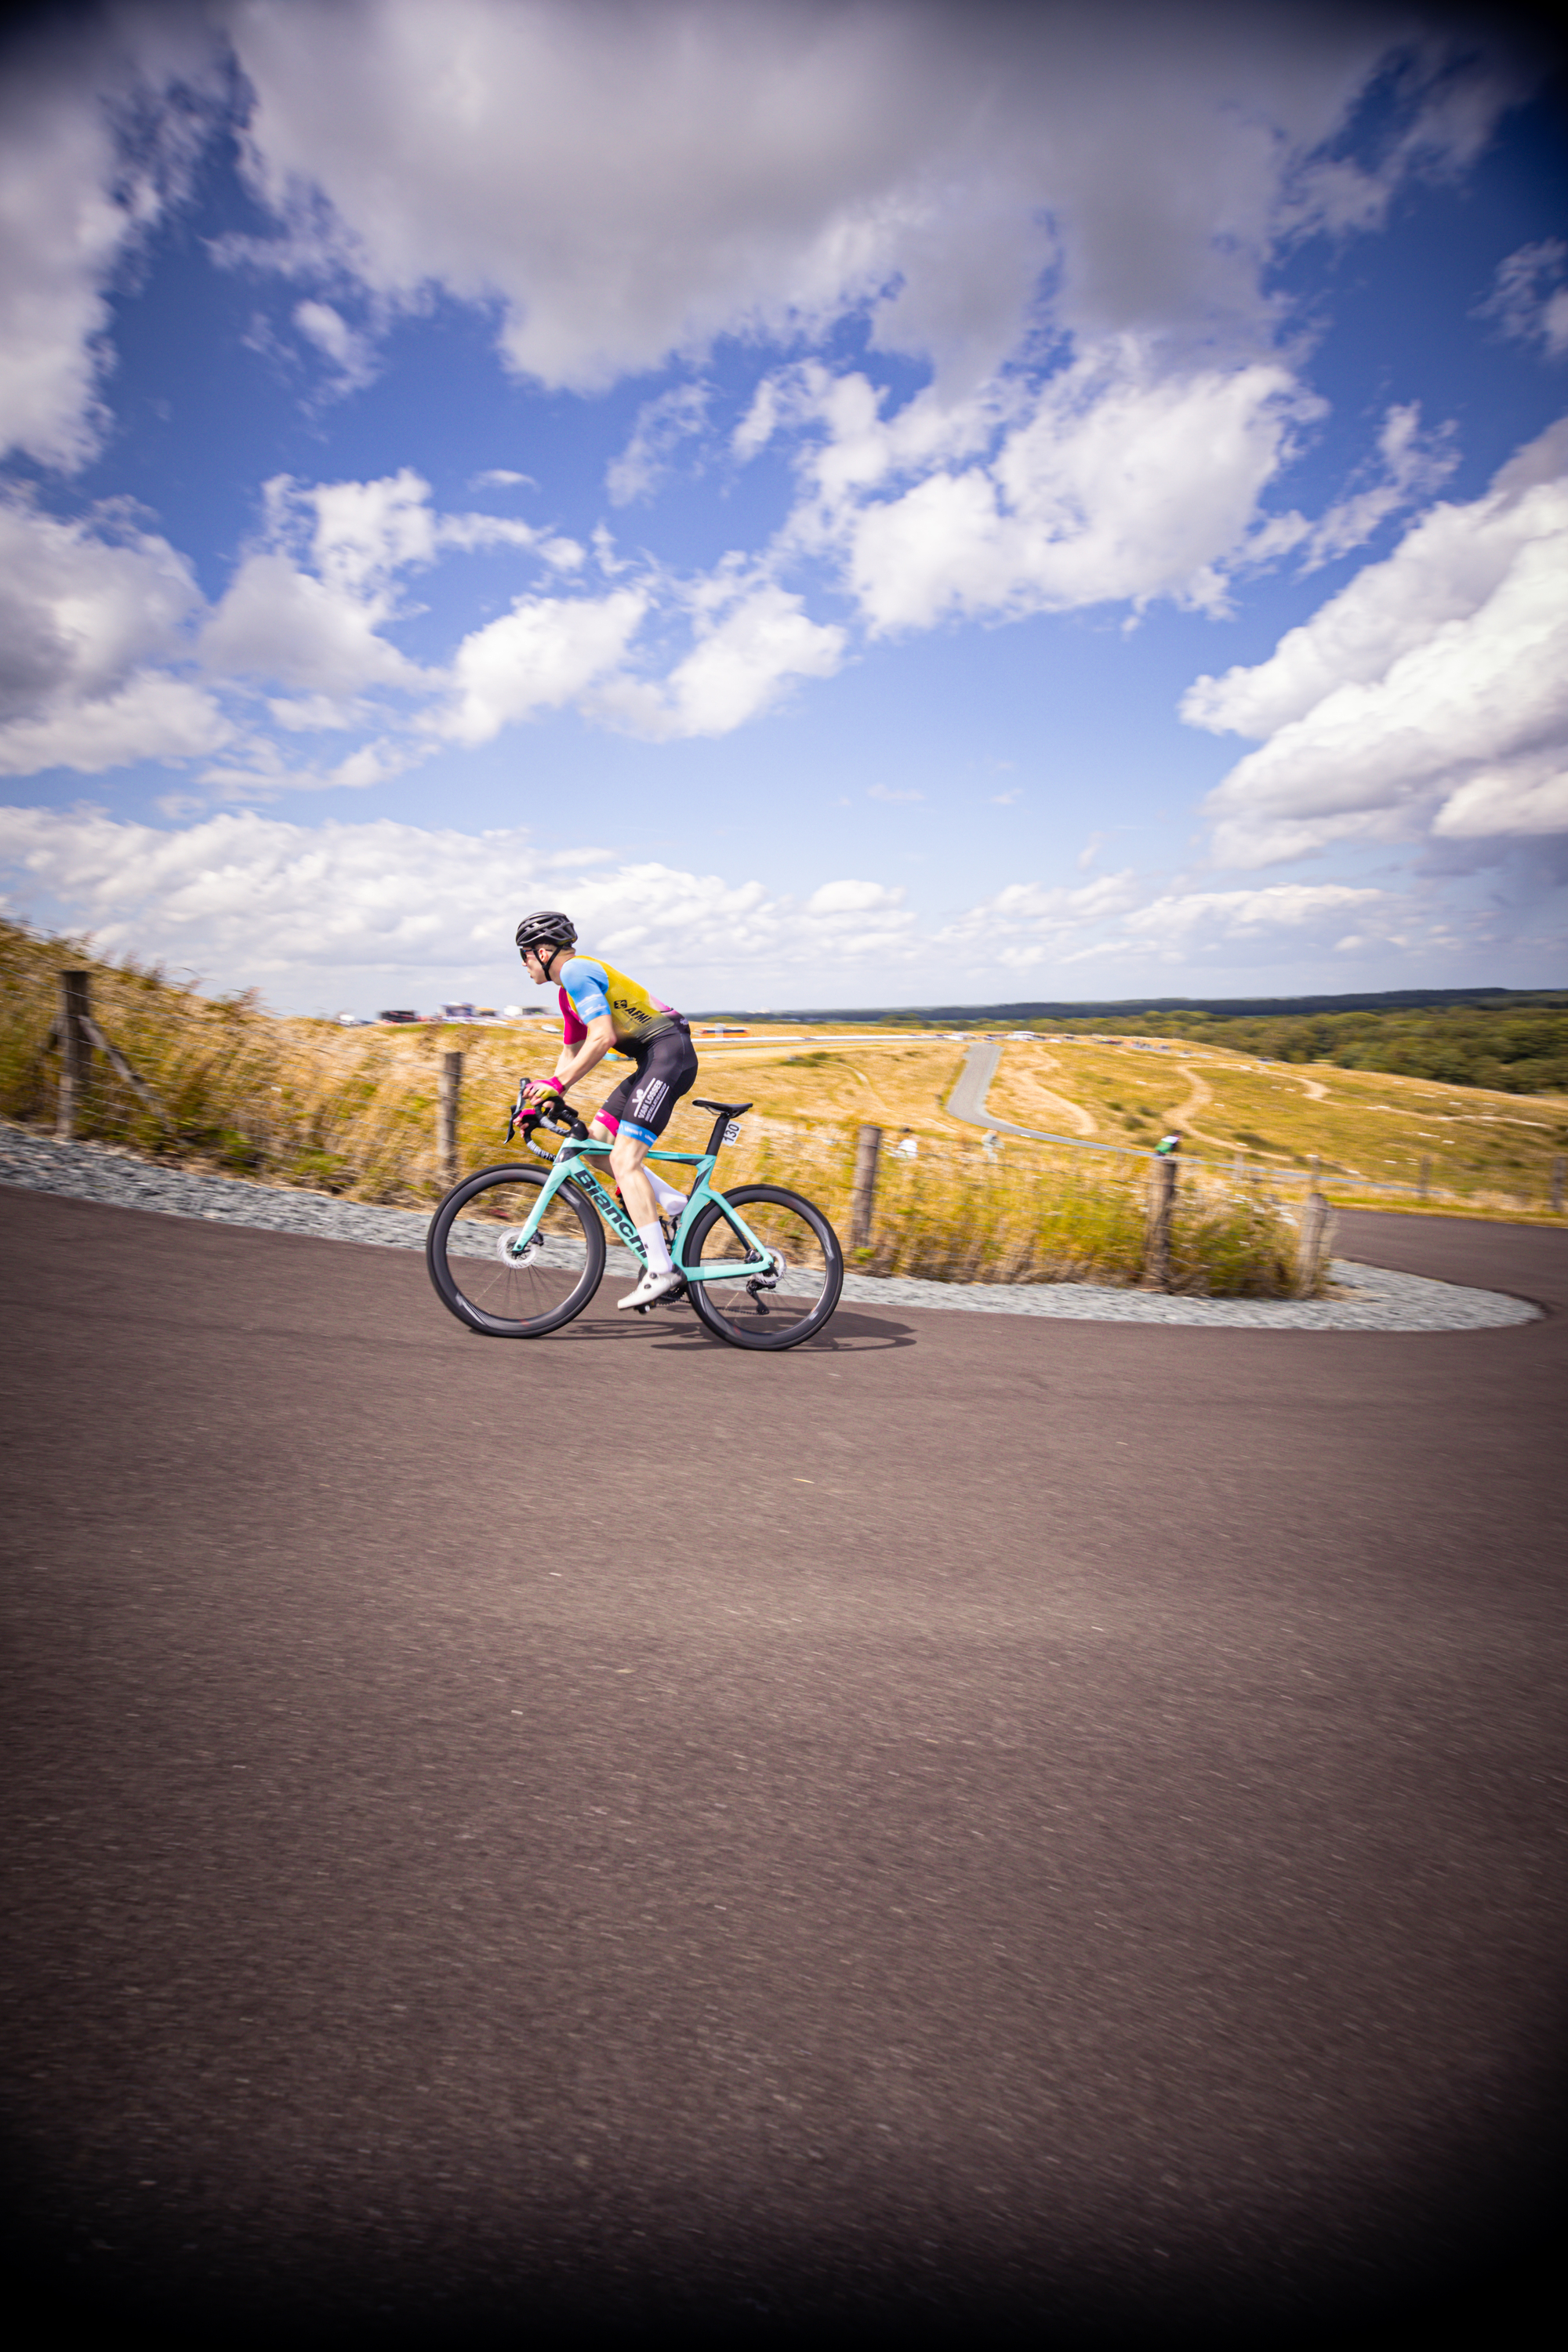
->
<box><xmin>427</xmin><ymin>1165</ymin><xmax>606</xmax><ymax>1336</ymax></box>
<box><xmin>684</xmin><ymin>1184</ymin><xmax>843</xmax><ymax>1351</ymax></box>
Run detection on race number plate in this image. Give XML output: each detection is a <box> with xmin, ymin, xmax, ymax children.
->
<box><xmin>724</xmin><ymin>1120</ymin><xmax>742</xmax><ymax>1143</ymax></box>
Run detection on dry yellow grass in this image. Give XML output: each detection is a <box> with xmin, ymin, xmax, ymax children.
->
<box><xmin>677</xmin><ymin>1029</ymin><xmax>975</xmax><ymax>1137</ymax></box>
<box><xmin>982</xmin><ymin>1035</ymin><xmax>1567</xmax><ymax>1214</ymax></box>
<box><xmin>693</xmin><ymin>1117</ymin><xmax>1300</xmax><ymax>1293</ymax></box>
<box><xmin>1</xmin><ymin>926</ymin><xmax>1315</xmax><ymax>1294</ymax></box>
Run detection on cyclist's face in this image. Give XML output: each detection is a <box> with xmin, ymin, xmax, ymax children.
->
<box><xmin>522</xmin><ymin>945</ymin><xmax>552</xmax><ymax>984</ymax></box>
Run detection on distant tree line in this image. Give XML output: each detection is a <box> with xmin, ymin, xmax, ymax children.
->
<box><xmin>698</xmin><ymin>989</ymin><xmax>1567</xmax><ymax>1097</ymax></box>
<box><xmin>1073</xmin><ymin>999</ymin><xmax>1568</xmax><ymax>1097</ymax></box>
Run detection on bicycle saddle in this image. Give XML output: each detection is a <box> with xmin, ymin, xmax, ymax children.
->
<box><xmin>692</xmin><ymin>1098</ymin><xmax>753</xmax><ymax>1117</ymax></box>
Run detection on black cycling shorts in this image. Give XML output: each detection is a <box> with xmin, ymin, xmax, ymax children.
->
<box><xmin>597</xmin><ymin>1025</ymin><xmax>699</xmax><ymax>1144</ymax></box>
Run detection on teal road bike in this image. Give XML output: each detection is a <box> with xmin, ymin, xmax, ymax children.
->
<box><xmin>426</xmin><ymin>1092</ymin><xmax>844</xmax><ymax>1352</ymax></box>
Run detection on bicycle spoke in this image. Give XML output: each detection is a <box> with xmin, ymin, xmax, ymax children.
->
<box><xmin>427</xmin><ymin>1168</ymin><xmax>604</xmax><ymax>1335</ymax></box>
<box><xmin>687</xmin><ymin>1185</ymin><xmax>842</xmax><ymax>1350</ymax></box>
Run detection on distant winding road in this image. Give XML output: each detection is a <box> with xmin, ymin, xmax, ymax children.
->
<box><xmin>947</xmin><ymin>1037</ymin><xmax>1128</xmax><ymax>1155</ymax></box>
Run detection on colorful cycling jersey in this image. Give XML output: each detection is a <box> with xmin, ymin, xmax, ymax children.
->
<box><xmin>557</xmin><ymin>956</ymin><xmax>684</xmax><ymax>1052</ymax></box>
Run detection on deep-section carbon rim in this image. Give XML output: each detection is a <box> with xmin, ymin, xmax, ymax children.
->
<box><xmin>426</xmin><ymin>1164</ymin><xmax>606</xmax><ymax>1336</ymax></box>
<box><xmin>685</xmin><ymin>1184</ymin><xmax>843</xmax><ymax>1351</ymax></box>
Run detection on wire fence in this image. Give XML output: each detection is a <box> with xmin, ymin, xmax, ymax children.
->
<box><xmin>949</xmin><ymin>1040</ymin><xmax>1567</xmax><ymax>1218</ymax></box>
<box><xmin>5</xmin><ymin>962</ymin><xmax>1329</xmax><ymax>1298</ymax></box>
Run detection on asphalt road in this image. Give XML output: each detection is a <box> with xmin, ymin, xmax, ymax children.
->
<box><xmin>2</xmin><ymin>1185</ymin><xmax>1565</xmax><ymax>2344</ymax></box>
<box><xmin>946</xmin><ymin>1034</ymin><xmax>1109</xmax><ymax>1153</ymax></box>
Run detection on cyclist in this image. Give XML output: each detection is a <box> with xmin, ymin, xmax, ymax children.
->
<box><xmin>514</xmin><ymin>909</ymin><xmax>699</xmax><ymax>1309</ymax></box>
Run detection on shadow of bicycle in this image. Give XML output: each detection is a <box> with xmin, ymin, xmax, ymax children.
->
<box><xmin>650</xmin><ymin>1307</ymin><xmax>916</xmax><ymax>1353</ymax></box>
<box><xmin>464</xmin><ymin>1301</ymin><xmax>916</xmax><ymax>1351</ymax></box>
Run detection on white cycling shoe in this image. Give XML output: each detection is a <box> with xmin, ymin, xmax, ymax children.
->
<box><xmin>619</xmin><ymin>1265</ymin><xmax>684</xmax><ymax>1311</ymax></box>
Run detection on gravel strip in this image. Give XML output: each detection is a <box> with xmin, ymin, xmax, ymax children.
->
<box><xmin>0</xmin><ymin>1123</ymin><xmax>1540</xmax><ymax>1331</ymax></box>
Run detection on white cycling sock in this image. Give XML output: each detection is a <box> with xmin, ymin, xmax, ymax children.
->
<box><xmin>637</xmin><ymin>1219</ymin><xmax>673</xmax><ymax>1275</ymax></box>
<box><xmin>648</xmin><ymin>1172</ymin><xmax>687</xmax><ymax>1216</ymax></box>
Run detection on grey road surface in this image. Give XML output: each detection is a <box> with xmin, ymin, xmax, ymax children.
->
<box><xmin>2</xmin><ymin>1185</ymin><xmax>1564</xmax><ymax>2343</ymax></box>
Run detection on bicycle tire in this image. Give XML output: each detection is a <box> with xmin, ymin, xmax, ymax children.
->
<box><xmin>684</xmin><ymin>1183</ymin><xmax>843</xmax><ymax>1352</ymax></box>
<box><xmin>426</xmin><ymin>1163</ymin><xmax>606</xmax><ymax>1337</ymax></box>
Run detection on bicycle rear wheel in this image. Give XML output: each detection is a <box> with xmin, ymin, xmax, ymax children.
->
<box><xmin>427</xmin><ymin>1165</ymin><xmax>605</xmax><ymax>1336</ymax></box>
<box><xmin>684</xmin><ymin>1183</ymin><xmax>843</xmax><ymax>1352</ymax></box>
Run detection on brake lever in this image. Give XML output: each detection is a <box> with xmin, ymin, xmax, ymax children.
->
<box><xmin>507</xmin><ymin>1087</ymin><xmax>579</xmax><ymax>1145</ymax></box>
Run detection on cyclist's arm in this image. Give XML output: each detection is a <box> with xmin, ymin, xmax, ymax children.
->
<box><xmin>552</xmin><ymin>1011</ymin><xmax>615</xmax><ymax>1093</ymax></box>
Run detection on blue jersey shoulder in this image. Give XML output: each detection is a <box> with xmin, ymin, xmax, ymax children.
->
<box><xmin>559</xmin><ymin>956</ymin><xmax>611</xmax><ymax>1022</ymax></box>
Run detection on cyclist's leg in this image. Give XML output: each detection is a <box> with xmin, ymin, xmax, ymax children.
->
<box><xmin>590</xmin><ymin>1104</ymin><xmax>685</xmax><ymax>1218</ymax></box>
<box><xmin>605</xmin><ymin>1034</ymin><xmax>699</xmax><ymax>1305</ymax></box>
<box><xmin>608</xmin><ymin>1127</ymin><xmax>659</xmax><ymax>1231</ymax></box>
<box><xmin>603</xmin><ymin>1033</ymin><xmax>698</xmax><ymax>1222</ymax></box>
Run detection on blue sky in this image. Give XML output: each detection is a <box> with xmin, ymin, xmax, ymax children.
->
<box><xmin>1</xmin><ymin>0</ymin><xmax>1565</xmax><ymax>1014</ymax></box>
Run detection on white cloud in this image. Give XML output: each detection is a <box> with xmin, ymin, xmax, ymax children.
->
<box><xmin>1120</xmin><ymin>883</ymin><xmax>1387</xmax><ymax>953</ymax></box>
<box><xmin>0</xmin><ymin>58</ymin><xmax>129</xmax><ymax>469</ymax></box>
<box><xmin>292</xmin><ymin>298</ymin><xmax>379</xmax><ymax>396</ymax></box>
<box><xmin>198</xmin><ymin>467</ymin><xmax>565</xmax><ymax>702</ymax></box>
<box><xmin>1479</xmin><ymin>238</ymin><xmax>1568</xmax><ymax>359</ymax></box>
<box><xmin>0</xmin><ymin>804</ymin><xmax>916</xmax><ymax>993</ymax></box>
<box><xmin>0</xmin><ymin>494</ymin><xmax>227</xmax><ymax>774</ymax></box>
<box><xmin>219</xmin><ymin>1</ymin><xmax>1530</xmax><ymax>394</ymax></box>
<box><xmin>937</xmin><ymin>869</ymin><xmax>1145</xmax><ymax>967</ymax></box>
<box><xmin>746</xmin><ymin>344</ymin><xmax>1385</xmax><ymax>641</ymax></box>
<box><xmin>0</xmin><ymin>672</ymin><xmax>230</xmax><ymax>778</ymax></box>
<box><xmin>267</xmin><ymin>692</ymin><xmax>365</xmax><ymax>732</ymax></box>
<box><xmin>838</xmin><ymin>347</ymin><xmax>1315</xmax><ymax>630</ymax></box>
<box><xmin>201</xmin><ymin>548</ymin><xmax>427</xmax><ymax>694</ymax></box>
<box><xmin>0</xmin><ymin>495</ymin><xmax>202</xmax><ymax>714</ymax></box>
<box><xmin>933</xmin><ymin>869</ymin><xmax>1406</xmax><ymax>974</ymax></box>
<box><xmin>306</xmin><ymin>466</ymin><xmax>437</xmax><ymax>590</ymax></box>
<box><xmin>0</xmin><ymin>1</ymin><xmax>1553</xmax><ymax>810</ymax></box>
<box><xmin>439</xmin><ymin>589</ymin><xmax>648</xmax><ymax>746</ymax></box>
<box><xmin>0</xmin><ymin>804</ymin><xmax>521</xmax><ymax>973</ymax></box>
<box><xmin>0</xmin><ymin>7</ymin><xmax>219</xmax><ymax>467</ymax></box>
<box><xmin>666</xmin><ymin>587</ymin><xmax>843</xmax><ymax>739</ymax></box>
<box><xmin>591</xmin><ymin>584</ymin><xmax>845</xmax><ymax>740</ymax></box>
<box><xmin>805</xmin><ymin>877</ymin><xmax>902</xmax><ymax>917</ymax></box>
<box><xmin>606</xmin><ymin>383</ymin><xmax>710</xmax><ymax>506</ymax></box>
<box><xmin>196</xmin><ymin>730</ymin><xmax>433</xmax><ymax>798</ymax></box>
<box><xmin>0</xmin><ymin>797</ymin><xmax>1509</xmax><ymax>1001</ymax></box>
<box><xmin>1291</xmin><ymin>401</ymin><xmax>1457</xmax><ymax>572</ymax></box>
<box><xmin>1187</xmin><ymin>419</ymin><xmax>1568</xmax><ymax>865</ymax></box>
<box><xmin>191</xmin><ymin>0</ymin><xmax>1543</xmax><ymax>698</ymax></box>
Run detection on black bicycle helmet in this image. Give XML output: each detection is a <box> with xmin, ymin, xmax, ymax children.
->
<box><xmin>515</xmin><ymin>909</ymin><xmax>577</xmax><ymax>959</ymax></box>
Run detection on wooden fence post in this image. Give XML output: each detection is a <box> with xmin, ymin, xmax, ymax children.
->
<box><xmin>56</xmin><ymin>970</ymin><xmax>91</xmax><ymax>1141</ymax></box>
<box><xmin>849</xmin><ymin>1123</ymin><xmax>882</xmax><ymax>1250</ymax></box>
<box><xmin>1552</xmin><ymin>1155</ymin><xmax>1565</xmax><ymax>1214</ymax></box>
<box><xmin>437</xmin><ymin>1050</ymin><xmax>463</xmax><ymax>1189</ymax></box>
<box><xmin>1296</xmin><ymin>1189</ymin><xmax>1334</xmax><ymax>1298</ymax></box>
<box><xmin>1142</xmin><ymin>1152</ymin><xmax>1177</xmax><ymax>1291</ymax></box>
<box><xmin>1417</xmin><ymin>1155</ymin><xmax>1432</xmax><ymax>1201</ymax></box>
